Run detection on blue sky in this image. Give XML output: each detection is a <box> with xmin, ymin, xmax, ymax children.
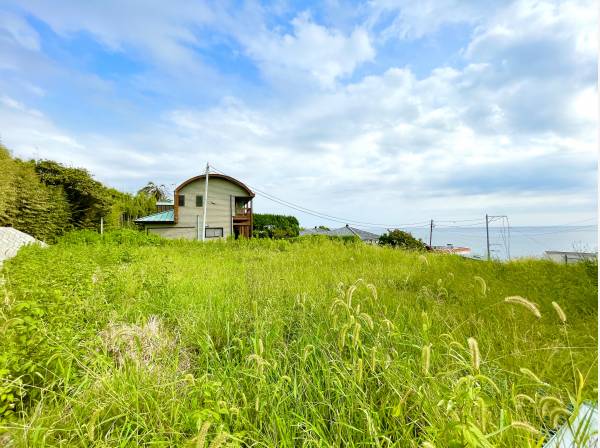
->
<box><xmin>0</xmin><ymin>0</ymin><xmax>596</xmax><ymax>227</ymax></box>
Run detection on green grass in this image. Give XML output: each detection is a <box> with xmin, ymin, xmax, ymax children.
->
<box><xmin>0</xmin><ymin>230</ymin><xmax>597</xmax><ymax>447</ymax></box>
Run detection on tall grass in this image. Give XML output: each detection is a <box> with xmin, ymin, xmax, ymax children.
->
<box><xmin>0</xmin><ymin>231</ymin><xmax>597</xmax><ymax>446</ymax></box>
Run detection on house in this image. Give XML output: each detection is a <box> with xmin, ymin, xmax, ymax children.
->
<box><xmin>135</xmin><ymin>173</ymin><xmax>254</xmax><ymax>240</ymax></box>
<box><xmin>300</xmin><ymin>224</ymin><xmax>380</xmax><ymax>243</ymax></box>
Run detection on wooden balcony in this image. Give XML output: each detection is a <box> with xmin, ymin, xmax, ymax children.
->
<box><xmin>233</xmin><ymin>199</ymin><xmax>252</xmax><ymax>227</ymax></box>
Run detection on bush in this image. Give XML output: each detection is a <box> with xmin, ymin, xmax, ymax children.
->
<box><xmin>253</xmin><ymin>214</ymin><xmax>300</xmax><ymax>238</ymax></box>
<box><xmin>58</xmin><ymin>229</ymin><xmax>164</xmax><ymax>246</ymax></box>
<box><xmin>378</xmin><ymin>229</ymin><xmax>427</xmax><ymax>250</ymax></box>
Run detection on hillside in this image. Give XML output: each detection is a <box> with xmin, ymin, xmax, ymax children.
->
<box><xmin>0</xmin><ymin>231</ymin><xmax>597</xmax><ymax>446</ymax></box>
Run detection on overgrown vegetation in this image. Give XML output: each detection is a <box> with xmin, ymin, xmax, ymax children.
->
<box><xmin>253</xmin><ymin>213</ymin><xmax>300</xmax><ymax>238</ymax></box>
<box><xmin>379</xmin><ymin>228</ymin><xmax>428</xmax><ymax>250</ymax></box>
<box><xmin>0</xmin><ymin>231</ymin><xmax>597</xmax><ymax>446</ymax></box>
<box><xmin>0</xmin><ymin>146</ymin><xmax>156</xmax><ymax>242</ymax></box>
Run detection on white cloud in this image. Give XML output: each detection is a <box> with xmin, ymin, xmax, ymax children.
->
<box><xmin>0</xmin><ymin>0</ymin><xmax>596</xmax><ymax>227</ymax></box>
<box><xmin>0</xmin><ymin>95</ymin><xmax>84</xmax><ymax>157</ymax></box>
<box><xmin>242</xmin><ymin>12</ymin><xmax>375</xmax><ymax>88</ymax></box>
<box><xmin>0</xmin><ymin>10</ymin><xmax>40</xmax><ymax>51</ymax></box>
<box><xmin>10</xmin><ymin>0</ymin><xmax>214</xmax><ymax>71</ymax></box>
<box><xmin>366</xmin><ymin>0</ymin><xmax>492</xmax><ymax>40</ymax></box>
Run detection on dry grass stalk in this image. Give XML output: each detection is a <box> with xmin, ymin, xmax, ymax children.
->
<box><xmin>99</xmin><ymin>316</ymin><xmax>189</xmax><ymax>371</ymax></box>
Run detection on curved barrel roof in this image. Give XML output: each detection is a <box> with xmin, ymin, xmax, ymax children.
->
<box><xmin>175</xmin><ymin>174</ymin><xmax>254</xmax><ymax>197</ymax></box>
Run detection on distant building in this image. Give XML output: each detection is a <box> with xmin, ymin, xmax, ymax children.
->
<box><xmin>544</xmin><ymin>251</ymin><xmax>597</xmax><ymax>264</ymax></box>
<box><xmin>135</xmin><ymin>173</ymin><xmax>254</xmax><ymax>240</ymax></box>
<box><xmin>431</xmin><ymin>244</ymin><xmax>471</xmax><ymax>256</ymax></box>
<box><xmin>300</xmin><ymin>225</ymin><xmax>380</xmax><ymax>243</ymax></box>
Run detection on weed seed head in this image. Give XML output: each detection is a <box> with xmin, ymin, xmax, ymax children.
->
<box><xmin>422</xmin><ymin>343</ymin><xmax>432</xmax><ymax>376</ymax></box>
<box><xmin>519</xmin><ymin>368</ymin><xmax>547</xmax><ymax>386</ymax></box>
<box><xmin>504</xmin><ymin>296</ymin><xmax>542</xmax><ymax>318</ymax></box>
<box><xmin>467</xmin><ymin>337</ymin><xmax>480</xmax><ymax>372</ymax></box>
<box><xmin>473</xmin><ymin>276</ymin><xmax>487</xmax><ymax>295</ymax></box>
<box><xmin>510</xmin><ymin>420</ymin><xmax>541</xmax><ymax>435</ymax></box>
<box><xmin>551</xmin><ymin>301</ymin><xmax>567</xmax><ymax>323</ymax></box>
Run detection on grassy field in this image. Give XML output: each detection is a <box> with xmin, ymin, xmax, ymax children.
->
<box><xmin>0</xmin><ymin>230</ymin><xmax>597</xmax><ymax>447</ymax></box>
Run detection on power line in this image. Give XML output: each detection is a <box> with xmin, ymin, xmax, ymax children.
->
<box><xmin>209</xmin><ymin>164</ymin><xmax>433</xmax><ymax>229</ymax></box>
<box><xmin>510</xmin><ymin>228</ymin><xmax>549</xmax><ymax>249</ymax></box>
<box><xmin>511</xmin><ymin>226</ymin><xmax>596</xmax><ymax>237</ymax></box>
<box><xmin>206</xmin><ymin>164</ymin><xmax>595</xmax><ymax>237</ymax></box>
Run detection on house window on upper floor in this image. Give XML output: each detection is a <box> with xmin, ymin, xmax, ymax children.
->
<box><xmin>205</xmin><ymin>227</ymin><xmax>223</xmax><ymax>238</ymax></box>
<box><xmin>178</xmin><ymin>194</ymin><xmax>185</xmax><ymax>207</ymax></box>
<box><xmin>196</xmin><ymin>195</ymin><xmax>203</xmax><ymax>207</ymax></box>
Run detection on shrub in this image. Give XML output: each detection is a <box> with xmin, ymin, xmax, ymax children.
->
<box><xmin>378</xmin><ymin>229</ymin><xmax>427</xmax><ymax>250</ymax></box>
<box><xmin>253</xmin><ymin>214</ymin><xmax>300</xmax><ymax>238</ymax></box>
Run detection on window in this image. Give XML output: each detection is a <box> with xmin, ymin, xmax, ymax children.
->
<box><xmin>196</xmin><ymin>195</ymin><xmax>203</xmax><ymax>207</ymax></box>
<box><xmin>205</xmin><ymin>227</ymin><xmax>223</xmax><ymax>238</ymax></box>
<box><xmin>177</xmin><ymin>194</ymin><xmax>185</xmax><ymax>206</ymax></box>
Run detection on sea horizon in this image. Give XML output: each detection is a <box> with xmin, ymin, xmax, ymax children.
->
<box><xmin>395</xmin><ymin>224</ymin><xmax>597</xmax><ymax>260</ymax></box>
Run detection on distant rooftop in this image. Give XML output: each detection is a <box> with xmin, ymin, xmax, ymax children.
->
<box><xmin>156</xmin><ymin>199</ymin><xmax>174</xmax><ymax>206</ymax></box>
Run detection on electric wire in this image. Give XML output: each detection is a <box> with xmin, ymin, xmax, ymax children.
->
<box><xmin>206</xmin><ymin>164</ymin><xmax>595</xmax><ymax>241</ymax></box>
<box><xmin>209</xmin><ymin>164</ymin><xmax>433</xmax><ymax>229</ymax></box>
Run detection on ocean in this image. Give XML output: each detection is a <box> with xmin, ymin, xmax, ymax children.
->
<box><xmin>402</xmin><ymin>225</ymin><xmax>598</xmax><ymax>260</ymax></box>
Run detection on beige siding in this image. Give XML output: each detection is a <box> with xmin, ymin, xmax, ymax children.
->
<box><xmin>177</xmin><ymin>177</ymin><xmax>250</xmax><ymax>239</ymax></box>
<box><xmin>147</xmin><ymin>226</ymin><xmax>195</xmax><ymax>240</ymax></box>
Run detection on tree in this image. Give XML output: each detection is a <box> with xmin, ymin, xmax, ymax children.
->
<box><xmin>137</xmin><ymin>182</ymin><xmax>168</xmax><ymax>201</ymax></box>
<box><xmin>0</xmin><ymin>148</ymin><xmax>72</xmax><ymax>241</ymax></box>
<box><xmin>34</xmin><ymin>160</ymin><xmax>112</xmax><ymax>229</ymax></box>
<box><xmin>0</xmin><ymin>147</ymin><xmax>160</xmax><ymax>240</ymax></box>
<box><xmin>253</xmin><ymin>214</ymin><xmax>300</xmax><ymax>238</ymax></box>
<box><xmin>378</xmin><ymin>229</ymin><xmax>427</xmax><ymax>250</ymax></box>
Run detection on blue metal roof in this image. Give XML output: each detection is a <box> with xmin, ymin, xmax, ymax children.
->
<box><xmin>134</xmin><ymin>210</ymin><xmax>174</xmax><ymax>223</ymax></box>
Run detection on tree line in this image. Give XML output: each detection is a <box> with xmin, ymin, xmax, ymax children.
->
<box><xmin>0</xmin><ymin>145</ymin><xmax>156</xmax><ymax>242</ymax></box>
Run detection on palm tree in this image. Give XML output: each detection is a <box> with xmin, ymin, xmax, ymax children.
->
<box><xmin>137</xmin><ymin>182</ymin><xmax>168</xmax><ymax>201</ymax></box>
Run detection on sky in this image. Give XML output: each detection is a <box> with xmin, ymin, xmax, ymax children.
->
<box><xmin>0</xmin><ymin>0</ymin><xmax>597</xmax><ymax>228</ymax></box>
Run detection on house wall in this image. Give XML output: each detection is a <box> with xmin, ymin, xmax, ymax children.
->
<box><xmin>145</xmin><ymin>225</ymin><xmax>194</xmax><ymax>240</ymax></box>
<box><xmin>176</xmin><ymin>177</ymin><xmax>250</xmax><ymax>239</ymax></box>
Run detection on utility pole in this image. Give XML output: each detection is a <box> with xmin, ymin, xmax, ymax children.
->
<box><xmin>201</xmin><ymin>163</ymin><xmax>209</xmax><ymax>241</ymax></box>
<box><xmin>100</xmin><ymin>216</ymin><xmax>104</xmax><ymax>235</ymax></box>
<box><xmin>429</xmin><ymin>219</ymin><xmax>434</xmax><ymax>247</ymax></box>
<box><xmin>485</xmin><ymin>214</ymin><xmax>490</xmax><ymax>261</ymax></box>
<box><xmin>486</xmin><ymin>215</ymin><xmax>510</xmax><ymax>261</ymax></box>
